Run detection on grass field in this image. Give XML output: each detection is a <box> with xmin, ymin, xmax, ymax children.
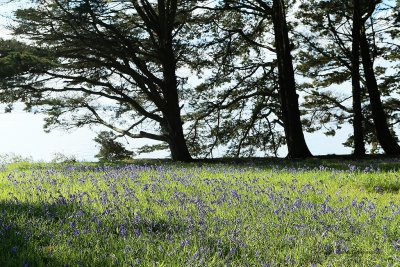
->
<box><xmin>0</xmin><ymin>158</ymin><xmax>399</xmax><ymax>266</ymax></box>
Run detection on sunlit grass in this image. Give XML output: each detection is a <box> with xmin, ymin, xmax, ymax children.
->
<box><xmin>0</xmin><ymin>159</ymin><xmax>399</xmax><ymax>266</ymax></box>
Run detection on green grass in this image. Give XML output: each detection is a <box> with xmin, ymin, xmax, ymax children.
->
<box><xmin>0</xmin><ymin>159</ymin><xmax>399</xmax><ymax>266</ymax></box>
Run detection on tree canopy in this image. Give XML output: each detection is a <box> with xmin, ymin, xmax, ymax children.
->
<box><xmin>2</xmin><ymin>0</ymin><xmax>206</xmax><ymax>161</ymax></box>
<box><xmin>0</xmin><ymin>0</ymin><xmax>400</xmax><ymax>160</ymax></box>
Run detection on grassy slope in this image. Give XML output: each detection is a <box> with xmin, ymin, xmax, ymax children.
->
<box><xmin>0</xmin><ymin>159</ymin><xmax>399</xmax><ymax>266</ymax></box>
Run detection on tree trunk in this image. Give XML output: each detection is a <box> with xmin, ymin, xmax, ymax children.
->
<box><xmin>165</xmin><ymin>113</ymin><xmax>193</xmax><ymax>162</ymax></box>
<box><xmin>272</xmin><ymin>0</ymin><xmax>312</xmax><ymax>158</ymax></box>
<box><xmin>351</xmin><ymin>0</ymin><xmax>365</xmax><ymax>156</ymax></box>
<box><xmin>159</xmin><ymin>15</ymin><xmax>193</xmax><ymax>162</ymax></box>
<box><xmin>162</xmin><ymin>67</ymin><xmax>193</xmax><ymax>162</ymax></box>
<box><xmin>360</xmin><ymin>27</ymin><xmax>400</xmax><ymax>155</ymax></box>
<box><xmin>162</xmin><ymin>82</ymin><xmax>193</xmax><ymax>162</ymax></box>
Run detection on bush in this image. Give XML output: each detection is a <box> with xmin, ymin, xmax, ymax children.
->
<box><xmin>51</xmin><ymin>152</ymin><xmax>77</xmax><ymax>163</ymax></box>
<box><xmin>94</xmin><ymin>131</ymin><xmax>135</xmax><ymax>162</ymax></box>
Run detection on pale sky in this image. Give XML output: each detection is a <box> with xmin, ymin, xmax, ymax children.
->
<box><xmin>0</xmin><ymin>111</ymin><xmax>98</xmax><ymax>161</ymax></box>
<box><xmin>0</xmin><ymin>105</ymin><xmax>170</xmax><ymax>161</ymax></box>
<box><xmin>0</xmin><ymin>1</ymin><xmax>353</xmax><ymax>161</ymax></box>
<box><xmin>0</xmin><ymin>108</ymin><xmax>351</xmax><ymax>161</ymax></box>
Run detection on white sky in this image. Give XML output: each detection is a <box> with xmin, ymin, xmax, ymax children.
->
<box><xmin>0</xmin><ymin>1</ymin><xmax>352</xmax><ymax>161</ymax></box>
<box><xmin>0</xmin><ymin>111</ymin><xmax>97</xmax><ymax>161</ymax></box>
<box><xmin>0</xmin><ymin>105</ymin><xmax>170</xmax><ymax>161</ymax></box>
<box><xmin>0</xmin><ymin>107</ymin><xmax>350</xmax><ymax>161</ymax></box>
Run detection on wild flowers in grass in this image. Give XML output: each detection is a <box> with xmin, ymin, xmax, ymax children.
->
<box><xmin>0</xmin><ymin>161</ymin><xmax>399</xmax><ymax>266</ymax></box>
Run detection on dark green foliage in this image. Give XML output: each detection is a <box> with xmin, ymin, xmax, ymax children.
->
<box><xmin>183</xmin><ymin>2</ymin><xmax>285</xmax><ymax>157</ymax></box>
<box><xmin>0</xmin><ymin>38</ymin><xmax>56</xmax><ymax>109</ymax></box>
<box><xmin>94</xmin><ymin>131</ymin><xmax>134</xmax><ymax>162</ymax></box>
<box><xmin>295</xmin><ymin>0</ymin><xmax>400</xmax><ymax>153</ymax></box>
<box><xmin>136</xmin><ymin>143</ymin><xmax>169</xmax><ymax>155</ymax></box>
<box><xmin>0</xmin><ymin>0</ymin><xmax>212</xmax><ymax>161</ymax></box>
<box><xmin>187</xmin><ymin>0</ymin><xmax>311</xmax><ymax>158</ymax></box>
<box><xmin>0</xmin><ymin>0</ymin><xmax>399</xmax><ymax>158</ymax></box>
<box><xmin>296</xmin><ymin>0</ymin><xmax>358</xmax><ymax>140</ymax></box>
<box><xmin>0</xmin><ymin>39</ymin><xmax>54</xmax><ymax>78</ymax></box>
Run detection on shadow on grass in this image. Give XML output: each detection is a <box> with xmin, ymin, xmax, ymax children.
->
<box><xmin>363</xmin><ymin>181</ymin><xmax>400</xmax><ymax>194</ymax></box>
<box><xmin>0</xmin><ymin>200</ymin><xmax>189</xmax><ymax>266</ymax></box>
<box><xmin>4</xmin><ymin>155</ymin><xmax>400</xmax><ymax>174</ymax></box>
<box><xmin>0</xmin><ymin>200</ymin><xmax>71</xmax><ymax>266</ymax></box>
<box><xmin>191</xmin><ymin>155</ymin><xmax>400</xmax><ymax>172</ymax></box>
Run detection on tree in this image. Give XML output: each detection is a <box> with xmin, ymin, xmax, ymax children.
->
<box><xmin>296</xmin><ymin>0</ymin><xmax>368</xmax><ymax>154</ymax></box>
<box><xmin>296</xmin><ymin>0</ymin><xmax>400</xmax><ymax>155</ymax></box>
<box><xmin>94</xmin><ymin>131</ymin><xmax>134</xmax><ymax>162</ymax></box>
<box><xmin>0</xmin><ymin>38</ymin><xmax>53</xmax><ymax>86</ymax></box>
<box><xmin>271</xmin><ymin>0</ymin><xmax>312</xmax><ymax>158</ymax></box>
<box><xmin>185</xmin><ymin>5</ymin><xmax>284</xmax><ymax>158</ymax></box>
<box><xmin>359</xmin><ymin>2</ymin><xmax>400</xmax><ymax>155</ymax></box>
<box><xmin>0</xmin><ymin>38</ymin><xmax>56</xmax><ymax>112</ymax></box>
<box><xmin>351</xmin><ymin>0</ymin><xmax>366</xmax><ymax>155</ymax></box>
<box><xmin>216</xmin><ymin>0</ymin><xmax>312</xmax><ymax>158</ymax></box>
<box><xmin>2</xmin><ymin>0</ymin><xmax>207</xmax><ymax>161</ymax></box>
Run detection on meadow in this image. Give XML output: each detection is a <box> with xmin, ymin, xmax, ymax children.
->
<box><xmin>0</xmin><ymin>158</ymin><xmax>399</xmax><ymax>266</ymax></box>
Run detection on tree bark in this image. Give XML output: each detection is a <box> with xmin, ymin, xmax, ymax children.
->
<box><xmin>162</xmin><ymin>72</ymin><xmax>193</xmax><ymax>162</ymax></box>
<box><xmin>164</xmin><ymin>113</ymin><xmax>193</xmax><ymax>162</ymax></box>
<box><xmin>159</xmin><ymin>7</ymin><xmax>193</xmax><ymax>162</ymax></box>
<box><xmin>351</xmin><ymin>0</ymin><xmax>366</xmax><ymax>156</ymax></box>
<box><xmin>272</xmin><ymin>0</ymin><xmax>312</xmax><ymax>158</ymax></box>
<box><xmin>360</xmin><ymin>27</ymin><xmax>400</xmax><ymax>155</ymax></box>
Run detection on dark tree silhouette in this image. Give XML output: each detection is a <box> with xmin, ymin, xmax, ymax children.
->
<box><xmin>351</xmin><ymin>0</ymin><xmax>366</xmax><ymax>156</ymax></box>
<box><xmin>1</xmin><ymin>0</ymin><xmax>206</xmax><ymax>161</ymax></box>
<box><xmin>94</xmin><ymin>131</ymin><xmax>134</xmax><ymax>162</ymax></box>
<box><xmin>221</xmin><ymin>0</ymin><xmax>312</xmax><ymax>158</ymax></box>
<box><xmin>271</xmin><ymin>0</ymin><xmax>312</xmax><ymax>158</ymax></box>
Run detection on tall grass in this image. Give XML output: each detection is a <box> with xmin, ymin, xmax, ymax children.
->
<box><xmin>0</xmin><ymin>160</ymin><xmax>399</xmax><ymax>266</ymax></box>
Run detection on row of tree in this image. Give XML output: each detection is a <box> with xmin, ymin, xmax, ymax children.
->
<box><xmin>0</xmin><ymin>0</ymin><xmax>399</xmax><ymax>161</ymax></box>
